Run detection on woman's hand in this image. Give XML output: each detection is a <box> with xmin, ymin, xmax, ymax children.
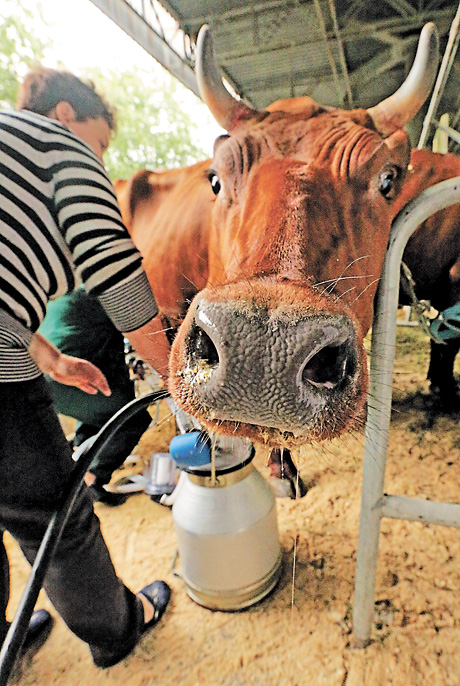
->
<box><xmin>29</xmin><ymin>332</ymin><xmax>111</xmax><ymax>396</ymax></box>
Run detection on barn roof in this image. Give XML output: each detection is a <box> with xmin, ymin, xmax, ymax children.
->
<box><xmin>89</xmin><ymin>0</ymin><xmax>460</xmax><ymax>148</ymax></box>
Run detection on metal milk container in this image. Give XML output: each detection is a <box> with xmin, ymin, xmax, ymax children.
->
<box><xmin>169</xmin><ymin>432</ymin><xmax>283</xmax><ymax>610</ymax></box>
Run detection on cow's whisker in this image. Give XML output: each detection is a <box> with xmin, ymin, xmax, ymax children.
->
<box><xmin>181</xmin><ymin>273</ymin><xmax>201</xmax><ymax>290</ymax></box>
<box><xmin>335</xmin><ymin>285</ymin><xmax>358</xmax><ymax>300</ymax></box>
<box><xmin>348</xmin><ymin>277</ymin><xmax>381</xmax><ymax>306</ymax></box>
<box><xmin>153</xmin><ymin>411</ymin><xmax>175</xmax><ymax>431</ymax></box>
<box><xmin>315</xmin><ymin>273</ymin><xmax>371</xmax><ymax>289</ymax></box>
<box><xmin>145</xmin><ymin>327</ymin><xmax>173</xmax><ymax>337</ymax></box>
<box><xmin>322</xmin><ymin>255</ymin><xmax>371</xmax><ymax>293</ymax></box>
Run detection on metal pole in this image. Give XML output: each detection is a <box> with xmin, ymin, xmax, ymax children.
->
<box><xmin>418</xmin><ymin>2</ymin><xmax>460</xmax><ymax>149</ymax></box>
<box><xmin>353</xmin><ymin>177</ymin><xmax>460</xmax><ymax>647</ymax></box>
<box><xmin>312</xmin><ymin>0</ymin><xmax>344</xmax><ymax>104</ymax></box>
<box><xmin>327</xmin><ymin>0</ymin><xmax>354</xmax><ymax>107</ymax></box>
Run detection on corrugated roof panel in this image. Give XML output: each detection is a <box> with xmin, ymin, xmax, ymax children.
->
<box><xmin>106</xmin><ymin>0</ymin><xmax>460</xmax><ymax>144</ymax></box>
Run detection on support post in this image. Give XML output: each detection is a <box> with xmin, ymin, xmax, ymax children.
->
<box><xmin>352</xmin><ymin>177</ymin><xmax>460</xmax><ymax>647</ymax></box>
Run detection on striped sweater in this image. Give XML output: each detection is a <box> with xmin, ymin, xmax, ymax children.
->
<box><xmin>0</xmin><ymin>109</ymin><xmax>158</xmax><ymax>382</ymax></box>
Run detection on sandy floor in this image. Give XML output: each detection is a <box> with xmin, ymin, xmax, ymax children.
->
<box><xmin>5</xmin><ymin>326</ymin><xmax>460</xmax><ymax>686</ymax></box>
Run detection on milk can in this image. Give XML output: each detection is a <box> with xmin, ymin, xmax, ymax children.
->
<box><xmin>169</xmin><ymin>432</ymin><xmax>283</xmax><ymax>610</ymax></box>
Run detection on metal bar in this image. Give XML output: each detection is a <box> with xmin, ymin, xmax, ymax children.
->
<box><xmin>340</xmin><ymin>9</ymin><xmax>454</xmax><ymax>38</ymax></box>
<box><xmin>214</xmin><ymin>10</ymin><xmax>454</xmax><ymax>64</ymax></box>
<box><xmin>327</xmin><ymin>0</ymin><xmax>354</xmax><ymax>107</ymax></box>
<box><xmin>384</xmin><ymin>0</ymin><xmax>417</xmax><ymax>17</ymax></box>
<box><xmin>451</xmin><ymin>106</ymin><xmax>460</xmax><ymax>130</ymax></box>
<box><xmin>349</xmin><ymin>43</ymin><xmax>406</xmax><ymax>88</ymax></box>
<box><xmin>382</xmin><ymin>495</ymin><xmax>460</xmax><ymax>527</ymax></box>
<box><xmin>432</xmin><ymin>113</ymin><xmax>450</xmax><ymax>152</ymax></box>
<box><xmin>343</xmin><ymin>0</ymin><xmax>372</xmax><ymax>22</ymax></box>
<box><xmin>418</xmin><ymin>1</ymin><xmax>460</xmax><ymax>149</ymax></box>
<box><xmin>435</xmin><ymin>119</ymin><xmax>460</xmax><ymax>146</ymax></box>
<box><xmin>184</xmin><ymin>0</ymin><xmax>298</xmax><ymax>25</ymax></box>
<box><xmin>312</xmin><ymin>0</ymin><xmax>344</xmax><ymax>104</ymax></box>
<box><xmin>149</xmin><ymin>0</ymin><xmax>165</xmax><ymax>39</ymax></box>
<box><xmin>88</xmin><ymin>0</ymin><xmax>200</xmax><ymax>97</ymax></box>
<box><xmin>352</xmin><ymin>176</ymin><xmax>460</xmax><ymax>649</ymax></box>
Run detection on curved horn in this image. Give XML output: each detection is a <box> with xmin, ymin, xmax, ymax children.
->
<box><xmin>368</xmin><ymin>22</ymin><xmax>439</xmax><ymax>136</ymax></box>
<box><xmin>196</xmin><ymin>25</ymin><xmax>259</xmax><ymax>132</ymax></box>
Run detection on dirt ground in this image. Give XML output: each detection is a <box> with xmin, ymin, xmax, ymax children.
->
<box><xmin>5</xmin><ymin>325</ymin><xmax>460</xmax><ymax>686</ymax></box>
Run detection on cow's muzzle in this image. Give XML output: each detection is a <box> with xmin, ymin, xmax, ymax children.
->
<box><xmin>170</xmin><ymin>288</ymin><xmax>366</xmax><ymax>442</ymax></box>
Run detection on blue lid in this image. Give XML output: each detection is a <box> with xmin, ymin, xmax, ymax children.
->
<box><xmin>169</xmin><ymin>432</ymin><xmax>211</xmax><ymax>469</ymax></box>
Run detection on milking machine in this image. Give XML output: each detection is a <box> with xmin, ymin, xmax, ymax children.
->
<box><xmin>113</xmin><ymin>388</ymin><xmax>283</xmax><ymax>610</ymax></box>
<box><xmin>0</xmin><ymin>389</ymin><xmax>282</xmax><ymax>683</ymax></box>
<box><xmin>169</xmin><ymin>431</ymin><xmax>283</xmax><ymax>610</ymax></box>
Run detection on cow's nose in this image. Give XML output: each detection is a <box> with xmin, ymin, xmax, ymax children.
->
<box><xmin>180</xmin><ymin>298</ymin><xmax>360</xmax><ymax>432</ymax></box>
<box><xmin>298</xmin><ymin>332</ymin><xmax>356</xmax><ymax>390</ymax></box>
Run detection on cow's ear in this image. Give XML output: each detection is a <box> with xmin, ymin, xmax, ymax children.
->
<box><xmin>213</xmin><ymin>134</ymin><xmax>230</xmax><ymax>156</ymax></box>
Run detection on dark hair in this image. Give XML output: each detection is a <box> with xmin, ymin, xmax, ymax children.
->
<box><xmin>16</xmin><ymin>66</ymin><xmax>116</xmax><ymax>131</ymax></box>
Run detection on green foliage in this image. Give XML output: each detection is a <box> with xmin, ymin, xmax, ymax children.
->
<box><xmin>88</xmin><ymin>68</ymin><xmax>207</xmax><ymax>180</ymax></box>
<box><xmin>0</xmin><ymin>1</ymin><xmax>49</xmax><ymax>109</ymax></box>
<box><xmin>0</xmin><ymin>1</ymin><xmax>207</xmax><ymax>179</ymax></box>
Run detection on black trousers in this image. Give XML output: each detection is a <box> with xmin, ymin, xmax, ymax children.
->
<box><xmin>0</xmin><ymin>378</ymin><xmax>144</xmax><ymax>668</ymax></box>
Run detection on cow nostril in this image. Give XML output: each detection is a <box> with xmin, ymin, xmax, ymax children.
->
<box><xmin>301</xmin><ymin>340</ymin><xmax>355</xmax><ymax>390</ymax></box>
<box><xmin>188</xmin><ymin>324</ymin><xmax>219</xmax><ymax>366</ymax></box>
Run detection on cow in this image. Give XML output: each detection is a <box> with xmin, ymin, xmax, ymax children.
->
<box><xmin>115</xmin><ymin>23</ymin><xmax>440</xmax><ymax>497</ymax></box>
<box><xmin>395</xmin><ymin>149</ymin><xmax>460</xmax><ymax>408</ymax></box>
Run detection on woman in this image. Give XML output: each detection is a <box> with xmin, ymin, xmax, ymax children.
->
<box><xmin>0</xmin><ymin>67</ymin><xmax>171</xmax><ymax>671</ymax></box>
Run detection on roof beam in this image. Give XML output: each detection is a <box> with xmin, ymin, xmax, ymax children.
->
<box><xmin>341</xmin><ymin>10</ymin><xmax>454</xmax><ymax>39</ymax></box>
<box><xmin>384</xmin><ymin>0</ymin><xmax>417</xmax><ymax>17</ymax></box>
<box><xmin>179</xmin><ymin>0</ymin><xmax>297</xmax><ymax>26</ymax></box>
<box><xmin>349</xmin><ymin>38</ymin><xmax>409</xmax><ymax>88</ymax></box>
<box><xmin>354</xmin><ymin>41</ymin><xmax>402</xmax><ymax>76</ymax></box>
<box><xmin>327</xmin><ymin>0</ymin><xmax>354</xmax><ymax>107</ymax></box>
<box><xmin>343</xmin><ymin>0</ymin><xmax>369</xmax><ymax>22</ymax></box>
<box><xmin>88</xmin><ymin>0</ymin><xmax>200</xmax><ymax>97</ymax></box>
<box><xmin>215</xmin><ymin>10</ymin><xmax>454</xmax><ymax>63</ymax></box>
<box><xmin>312</xmin><ymin>0</ymin><xmax>344</xmax><ymax>104</ymax></box>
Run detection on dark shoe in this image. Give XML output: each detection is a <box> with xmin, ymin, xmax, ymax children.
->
<box><xmin>138</xmin><ymin>581</ymin><xmax>171</xmax><ymax>633</ymax></box>
<box><xmin>90</xmin><ymin>583</ymin><xmax>171</xmax><ymax>669</ymax></box>
<box><xmin>22</xmin><ymin>609</ymin><xmax>54</xmax><ymax>656</ymax></box>
<box><xmin>7</xmin><ymin>610</ymin><xmax>53</xmax><ymax>682</ymax></box>
<box><xmin>89</xmin><ymin>484</ymin><xmax>128</xmax><ymax>507</ymax></box>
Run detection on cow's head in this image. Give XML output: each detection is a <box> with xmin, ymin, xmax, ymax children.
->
<box><xmin>169</xmin><ymin>24</ymin><xmax>438</xmax><ymax>448</ymax></box>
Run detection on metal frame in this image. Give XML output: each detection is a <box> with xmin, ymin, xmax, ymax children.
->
<box><xmin>89</xmin><ymin>0</ymin><xmax>458</xmax><ymax>117</ymax></box>
<box><xmin>352</xmin><ymin>176</ymin><xmax>460</xmax><ymax>648</ymax></box>
<box><xmin>88</xmin><ymin>0</ymin><xmax>200</xmax><ymax>97</ymax></box>
<box><xmin>418</xmin><ymin>1</ymin><xmax>460</xmax><ymax>148</ymax></box>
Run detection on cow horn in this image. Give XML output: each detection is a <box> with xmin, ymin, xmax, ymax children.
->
<box><xmin>196</xmin><ymin>25</ymin><xmax>259</xmax><ymax>132</ymax></box>
<box><xmin>368</xmin><ymin>22</ymin><xmax>439</xmax><ymax>136</ymax></box>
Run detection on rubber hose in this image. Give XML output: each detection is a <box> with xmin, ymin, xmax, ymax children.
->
<box><xmin>0</xmin><ymin>389</ymin><xmax>170</xmax><ymax>685</ymax></box>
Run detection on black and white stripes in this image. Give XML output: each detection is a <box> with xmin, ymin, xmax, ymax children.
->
<box><xmin>0</xmin><ymin>109</ymin><xmax>158</xmax><ymax>382</ymax></box>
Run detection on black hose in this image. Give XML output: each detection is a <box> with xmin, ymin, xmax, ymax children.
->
<box><xmin>0</xmin><ymin>389</ymin><xmax>170</xmax><ymax>685</ymax></box>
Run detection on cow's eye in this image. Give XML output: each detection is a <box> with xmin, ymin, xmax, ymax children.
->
<box><xmin>378</xmin><ymin>168</ymin><xmax>397</xmax><ymax>199</ymax></box>
<box><xmin>208</xmin><ymin>171</ymin><xmax>221</xmax><ymax>195</ymax></box>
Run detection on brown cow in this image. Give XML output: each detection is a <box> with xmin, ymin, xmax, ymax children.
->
<box><xmin>396</xmin><ymin>149</ymin><xmax>460</xmax><ymax>407</ymax></box>
<box><xmin>116</xmin><ymin>24</ymin><xmax>440</xmax><ymax>496</ymax></box>
<box><xmin>116</xmin><ymin>162</ymin><xmax>213</xmax><ymax>330</ymax></box>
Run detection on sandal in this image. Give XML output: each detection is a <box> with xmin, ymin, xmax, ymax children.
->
<box><xmin>138</xmin><ymin>580</ymin><xmax>171</xmax><ymax>632</ymax></box>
